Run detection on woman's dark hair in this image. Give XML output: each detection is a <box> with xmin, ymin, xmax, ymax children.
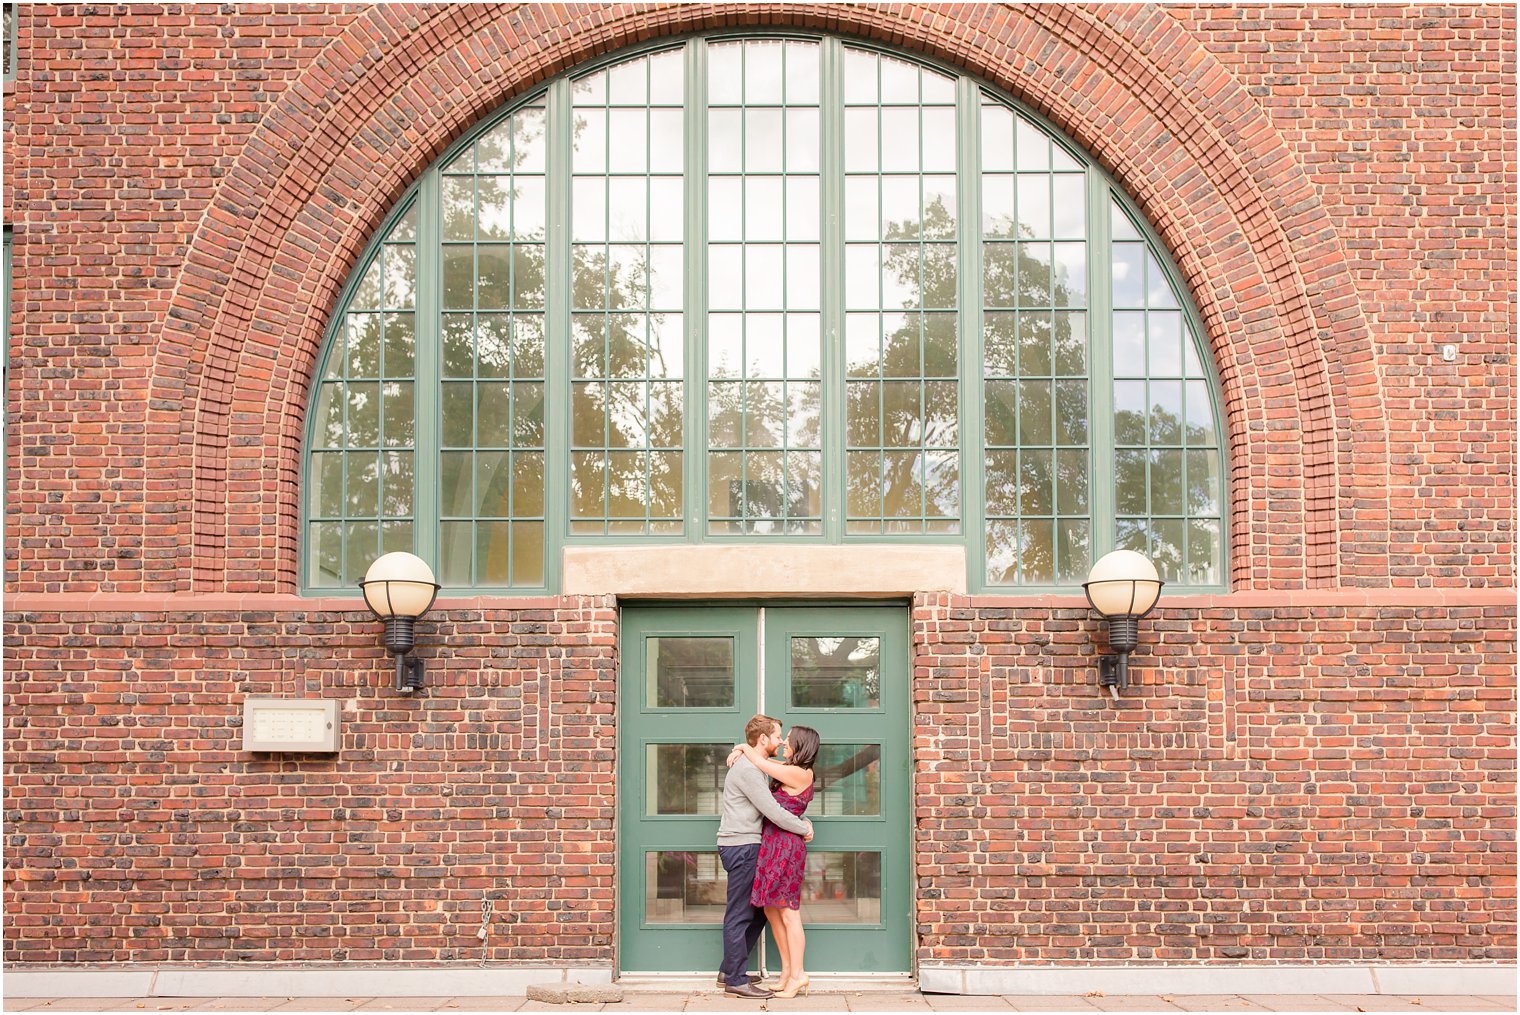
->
<box><xmin>785</xmin><ymin>725</ymin><xmax>820</xmax><ymax>771</ymax></box>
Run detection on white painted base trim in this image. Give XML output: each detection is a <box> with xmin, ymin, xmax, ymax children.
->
<box><xmin>918</xmin><ymin>963</ymin><xmax>1519</xmax><ymax>997</ymax></box>
<box><xmin>3</xmin><ymin>965</ymin><xmax>614</xmax><ymax>999</ymax></box>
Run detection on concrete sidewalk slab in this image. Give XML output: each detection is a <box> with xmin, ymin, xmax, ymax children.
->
<box><xmin>847</xmin><ymin>994</ymin><xmax>935</xmax><ymax>1011</ymax></box>
<box><xmin>1081</xmin><ymin>996</ymin><xmax>1183</xmax><ymax>1011</ymax></box>
<box><xmin>1166</xmin><ymin>998</ymin><xmax>1268</xmax><ymax>1011</ymax></box>
<box><xmin>1234</xmin><ymin>998</ymin><xmax>1355</xmax><ymax>1012</ymax></box>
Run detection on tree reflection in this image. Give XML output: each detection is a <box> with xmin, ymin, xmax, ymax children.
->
<box><xmin>790</xmin><ymin>637</ymin><xmax>881</xmax><ymax>708</ymax></box>
<box><xmin>848</xmin><ymin>195</ymin><xmax>963</xmax><ymax>524</ymax></box>
<box><xmin>979</xmin><ymin>196</ymin><xmax>1093</xmax><ymax>583</ymax></box>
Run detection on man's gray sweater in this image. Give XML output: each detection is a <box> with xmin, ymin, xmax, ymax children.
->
<box><xmin>716</xmin><ymin>754</ymin><xmax>811</xmax><ymax>845</ymax></box>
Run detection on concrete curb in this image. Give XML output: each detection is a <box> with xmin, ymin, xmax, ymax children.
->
<box><xmin>525</xmin><ymin>984</ymin><xmax>625</xmax><ymax>1003</ymax></box>
<box><xmin>918</xmin><ymin>964</ymin><xmax>1519</xmax><ymax>997</ymax></box>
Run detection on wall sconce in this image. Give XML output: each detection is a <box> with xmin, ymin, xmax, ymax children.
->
<box><xmin>1082</xmin><ymin>550</ymin><xmax>1164</xmax><ymax>700</ymax></box>
<box><xmin>359</xmin><ymin>551</ymin><xmax>440</xmax><ymax>694</ymax></box>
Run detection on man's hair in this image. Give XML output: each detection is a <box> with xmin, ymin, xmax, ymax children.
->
<box><xmin>745</xmin><ymin>714</ymin><xmax>781</xmax><ymax>747</ymax></box>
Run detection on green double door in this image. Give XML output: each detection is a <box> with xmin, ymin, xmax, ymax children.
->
<box><xmin>618</xmin><ymin>604</ymin><xmax>911</xmax><ymax>975</ymax></box>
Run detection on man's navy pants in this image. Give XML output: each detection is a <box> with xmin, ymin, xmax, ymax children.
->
<box><xmin>717</xmin><ymin>844</ymin><xmax>766</xmax><ymax>987</ymax></box>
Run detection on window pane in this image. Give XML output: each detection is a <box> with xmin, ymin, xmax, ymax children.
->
<box><xmin>814</xmin><ymin>744</ymin><xmax>881</xmax><ymax>816</ymax></box>
<box><xmin>310</xmin><ymin>453</ymin><xmax>344</xmax><ymax>518</ymax></box>
<box><xmin>645</xmin><ymin>851</ymin><xmax>727</xmax><ymax>925</ymax></box>
<box><xmin>1017</xmin><ymin>449</ymin><xmax>1052</xmax><ymax>516</ymax></box>
<box><xmin>791</xmin><ymin>636</ymin><xmax>881</xmax><ymax>709</ymax></box>
<box><xmin>648</xmin><ymin>637</ymin><xmax>735</xmax><ymax>708</ymax></box>
<box><xmin>1188</xmin><ymin>519</ymin><xmax>1221</xmax><ymax>584</ymax></box>
<box><xmin>1116</xmin><ymin>449</ymin><xmax>1147</xmax><ymax>515</ymax></box>
<box><xmin>1019</xmin><ymin>517</ymin><xmax>1053</xmax><ymax>583</ymax></box>
<box><xmin>648</xmin><ymin>744</ymin><xmax>731</xmax><ymax>815</ymax></box>
<box><xmin>513</xmin><ymin>452</ymin><xmax>545</xmax><ymax>517</ymax></box>
<box><xmin>1018</xmin><ymin>380</ymin><xmax>1051</xmax><ymax>445</ymax></box>
<box><xmin>1057</xmin><ymin>518</ymin><xmax>1090</xmax><ymax>583</ymax></box>
<box><xmin>477</xmin><ymin>520</ymin><xmax>511</xmax><ymax>584</ymax></box>
<box><xmin>344</xmin><ymin>521</ymin><xmax>380</xmax><ymax>583</ymax></box>
<box><xmin>1187</xmin><ymin>449</ymin><xmax>1220</xmax><ymax>516</ymax></box>
<box><xmin>1150</xmin><ymin>449</ymin><xmax>1185</xmax><ymax>515</ymax></box>
<box><xmin>798</xmin><ymin>853</ymin><xmax>882</xmax><ymax>925</ymax></box>
<box><xmin>382</xmin><ymin>451</ymin><xmax>414</xmax><ymax>517</ymax></box>
<box><xmin>311</xmin><ymin>384</ymin><xmax>345</xmax><ymax>449</ymax></box>
<box><xmin>440</xmin><ymin>451</ymin><xmax>472</xmax><ymax>518</ymax></box>
<box><xmin>510</xmin><ymin>521</ymin><xmax>545</xmax><ymax>586</ymax></box>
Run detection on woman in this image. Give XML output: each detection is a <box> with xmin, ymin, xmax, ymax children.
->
<box><xmin>734</xmin><ymin>725</ymin><xmax>819</xmax><ymax>999</ymax></box>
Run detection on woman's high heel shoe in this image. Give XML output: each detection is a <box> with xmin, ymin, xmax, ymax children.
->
<box><xmin>774</xmin><ymin>975</ymin><xmax>810</xmax><ymax>999</ymax></box>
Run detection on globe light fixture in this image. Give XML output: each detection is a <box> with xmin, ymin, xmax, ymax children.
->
<box><xmin>359</xmin><ymin>551</ymin><xmax>440</xmax><ymax>693</ymax></box>
<box><xmin>1082</xmin><ymin>550</ymin><xmax>1164</xmax><ymax>701</ymax></box>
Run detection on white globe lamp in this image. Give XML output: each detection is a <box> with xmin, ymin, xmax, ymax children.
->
<box><xmin>359</xmin><ymin>552</ymin><xmax>440</xmax><ymax>693</ymax></box>
<box><xmin>1082</xmin><ymin>550</ymin><xmax>1164</xmax><ymax>700</ymax></box>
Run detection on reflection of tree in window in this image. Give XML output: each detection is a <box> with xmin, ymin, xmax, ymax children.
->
<box><xmin>847</xmin><ymin>180</ymin><xmax>961</xmax><ymax>530</ymax></box>
<box><xmin>438</xmin><ymin>105</ymin><xmax>548</xmax><ymax>587</ymax></box>
<box><xmin>569</xmin><ymin>56</ymin><xmax>686</xmax><ymax>534</ymax></box>
<box><xmin>791</xmin><ymin>637</ymin><xmax>881</xmax><ymax>708</ymax></box>
<box><xmin>982</xmin><ymin>185</ymin><xmax>1090</xmax><ymax>585</ymax></box>
<box><xmin>650</xmin><ymin>851</ymin><xmax>726</xmax><ymax>917</ymax></box>
<box><xmin>814</xmin><ymin>743</ymin><xmax>881</xmax><ymax>816</ymax></box>
<box><xmin>654</xmin><ymin>744</ymin><xmax>729</xmax><ymax>814</ymax></box>
<box><xmin>651</xmin><ymin>637</ymin><xmax>733</xmax><ymax>708</ymax></box>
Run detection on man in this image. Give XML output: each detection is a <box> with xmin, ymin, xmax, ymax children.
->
<box><xmin>716</xmin><ymin>713</ymin><xmax>813</xmax><ymax>999</ymax></box>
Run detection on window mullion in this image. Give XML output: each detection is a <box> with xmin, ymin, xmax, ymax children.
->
<box><xmin>686</xmin><ymin>38</ymin><xmax>708</xmax><ymax>542</ymax></box>
<box><xmin>545</xmin><ymin>76</ymin><xmax>573</xmax><ymax>586</ymax></box>
<box><xmin>957</xmin><ymin>78</ymin><xmax>984</xmax><ymax>590</ymax></box>
<box><xmin>1087</xmin><ymin>172</ymin><xmax>1115</xmax><ymax>561</ymax></box>
<box><xmin>415</xmin><ymin>169</ymin><xmax>441</xmax><ymax>571</ymax></box>
<box><xmin>820</xmin><ymin>37</ymin><xmax>845</xmax><ymax>542</ymax></box>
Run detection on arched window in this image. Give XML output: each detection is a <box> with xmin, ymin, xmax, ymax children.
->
<box><xmin>303</xmin><ymin>34</ymin><xmax>1226</xmax><ymax>594</ymax></box>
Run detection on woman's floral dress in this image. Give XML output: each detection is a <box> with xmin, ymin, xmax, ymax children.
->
<box><xmin>750</xmin><ymin>782</ymin><xmax>814</xmax><ymax>909</ymax></box>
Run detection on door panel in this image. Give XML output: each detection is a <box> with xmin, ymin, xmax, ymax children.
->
<box><xmin>619</xmin><ymin>607</ymin><xmax>758</xmax><ymax>973</ymax></box>
<box><xmin>619</xmin><ymin>604</ymin><xmax>910</xmax><ymax>975</ymax></box>
<box><xmin>761</xmin><ymin>607</ymin><xmax>910</xmax><ymax>972</ymax></box>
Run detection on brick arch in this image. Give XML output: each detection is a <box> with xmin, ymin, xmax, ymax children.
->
<box><xmin>145</xmin><ymin>2</ymin><xmax>1388</xmax><ymax>594</ymax></box>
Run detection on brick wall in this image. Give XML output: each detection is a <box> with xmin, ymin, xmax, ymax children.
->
<box><xmin>3</xmin><ymin>2</ymin><xmax>1515</xmax><ymax>971</ymax></box>
<box><xmin>911</xmin><ymin>596</ymin><xmax>1516</xmax><ymax>963</ymax></box>
<box><xmin>3</xmin><ymin>4</ymin><xmax>1512</xmax><ymax>594</ymax></box>
<box><xmin>4</xmin><ymin>597</ymin><xmax>1512</xmax><ymax>964</ymax></box>
<box><xmin>3</xmin><ymin>601</ymin><xmax>619</xmax><ymax>964</ymax></box>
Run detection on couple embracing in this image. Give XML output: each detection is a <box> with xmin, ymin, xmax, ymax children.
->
<box><xmin>715</xmin><ymin>714</ymin><xmax>819</xmax><ymax>1000</ymax></box>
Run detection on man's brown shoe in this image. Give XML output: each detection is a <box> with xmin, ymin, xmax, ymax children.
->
<box><xmin>723</xmin><ymin>982</ymin><xmax>774</xmax><ymax>999</ymax></box>
<box><xmin>716</xmin><ymin>974</ymin><xmax>762</xmax><ymax>987</ymax></box>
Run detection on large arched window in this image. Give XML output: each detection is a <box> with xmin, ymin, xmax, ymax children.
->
<box><xmin>303</xmin><ymin>34</ymin><xmax>1227</xmax><ymax>594</ymax></box>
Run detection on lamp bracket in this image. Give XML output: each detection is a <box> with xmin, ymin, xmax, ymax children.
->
<box><xmin>396</xmin><ymin>655</ymin><xmax>425</xmax><ymax>694</ymax></box>
<box><xmin>1098</xmin><ymin>653</ymin><xmax>1128</xmax><ymax>701</ymax></box>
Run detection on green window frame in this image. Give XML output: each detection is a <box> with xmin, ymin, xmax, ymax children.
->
<box><xmin>300</xmin><ymin>32</ymin><xmax>1229</xmax><ymax>596</ymax></box>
